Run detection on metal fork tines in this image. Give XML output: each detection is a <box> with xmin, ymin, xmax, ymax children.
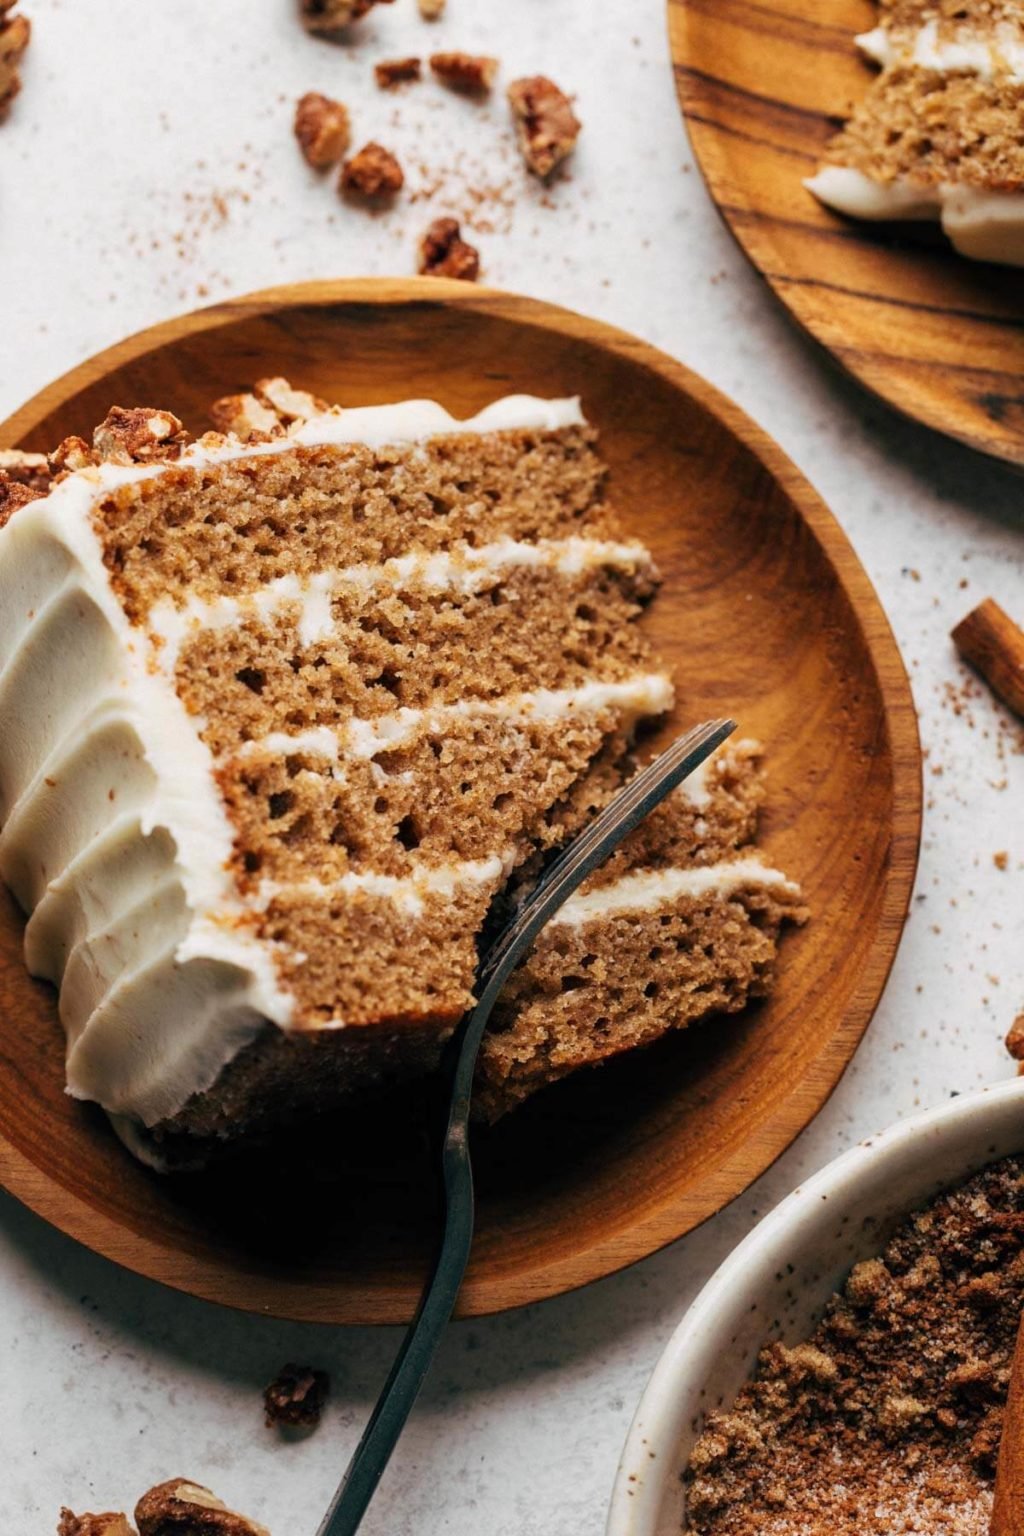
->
<box><xmin>316</xmin><ymin>716</ymin><xmax>737</xmax><ymax>1536</ymax></box>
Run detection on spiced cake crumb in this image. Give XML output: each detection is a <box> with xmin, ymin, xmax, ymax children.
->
<box><xmin>507</xmin><ymin>75</ymin><xmax>581</xmax><ymax>178</ymax></box>
<box><xmin>430</xmin><ymin>51</ymin><xmax>498</xmax><ymax>93</ymax></box>
<box><xmin>298</xmin><ymin>0</ymin><xmax>392</xmax><ymax>33</ymax></box>
<box><xmin>263</xmin><ymin>1363</ymin><xmax>330</xmax><ymax>1431</ymax></box>
<box><xmin>294</xmin><ymin>91</ymin><xmax>350</xmax><ymax>169</ymax></box>
<box><xmin>418</xmin><ymin>216</ymin><xmax>479</xmax><ymax>279</ymax></box>
<box><xmin>375</xmin><ymin>56</ymin><xmax>421</xmax><ymax>88</ymax></box>
<box><xmin>0</xmin><ymin>3</ymin><xmax>29</xmax><ymax>117</ymax></box>
<box><xmin>339</xmin><ymin>141</ymin><xmax>404</xmax><ymax>197</ymax></box>
<box><xmin>685</xmin><ymin>1156</ymin><xmax>1024</xmax><ymax>1534</ymax></box>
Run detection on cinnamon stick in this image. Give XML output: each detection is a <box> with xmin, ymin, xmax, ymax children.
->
<box><xmin>992</xmin><ymin>1312</ymin><xmax>1024</xmax><ymax>1534</ymax></box>
<box><xmin>952</xmin><ymin>598</ymin><xmax>1024</xmax><ymax>720</ymax></box>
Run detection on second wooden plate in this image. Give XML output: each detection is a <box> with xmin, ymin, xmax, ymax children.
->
<box><xmin>0</xmin><ymin>279</ymin><xmax>920</xmax><ymax>1323</ymax></box>
<box><xmin>670</xmin><ymin>0</ymin><xmax>1024</xmax><ymax>467</ymax></box>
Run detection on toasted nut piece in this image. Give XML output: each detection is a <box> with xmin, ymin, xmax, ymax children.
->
<box><xmin>58</xmin><ymin>1512</ymin><xmax>135</xmax><ymax>1536</ymax></box>
<box><xmin>0</xmin><ymin>473</ymin><xmax>44</xmax><ymax>526</ymax></box>
<box><xmin>429</xmin><ymin>51</ymin><xmax>497</xmax><ymax>93</ymax></box>
<box><xmin>252</xmin><ymin>377</ymin><xmax>328</xmax><ymax>422</ymax></box>
<box><xmin>49</xmin><ymin>435</ymin><xmax>96</xmax><ymax>474</ymax></box>
<box><xmin>417</xmin><ymin>0</ymin><xmax>445</xmax><ymax>16</ymax></box>
<box><xmin>507</xmin><ymin>75</ymin><xmax>581</xmax><ymax>178</ymax></box>
<box><xmin>0</xmin><ymin>447</ymin><xmax>51</xmax><ymax>493</ymax></box>
<box><xmin>1007</xmin><ymin>1012</ymin><xmax>1024</xmax><ymax>1061</ymax></box>
<box><xmin>294</xmin><ymin>91</ymin><xmax>350</xmax><ymax>168</ymax></box>
<box><xmin>418</xmin><ymin>217</ymin><xmax>480</xmax><ymax>281</ymax></box>
<box><xmin>0</xmin><ymin>10</ymin><xmax>30</xmax><ymax>114</ymax></box>
<box><xmin>299</xmin><ymin>0</ymin><xmax>392</xmax><ymax>32</ymax></box>
<box><xmin>93</xmin><ymin>407</ymin><xmax>190</xmax><ymax>465</ymax></box>
<box><xmin>339</xmin><ymin>141</ymin><xmax>404</xmax><ymax>198</ymax></box>
<box><xmin>209</xmin><ymin>393</ymin><xmax>283</xmax><ymax>441</ymax></box>
<box><xmin>263</xmin><ymin>1362</ymin><xmax>330</xmax><ymax>1430</ymax></box>
<box><xmin>374</xmin><ymin>56</ymin><xmax>421</xmax><ymax>88</ymax></box>
<box><xmin>135</xmin><ymin>1480</ymin><xmax>268</xmax><ymax>1536</ymax></box>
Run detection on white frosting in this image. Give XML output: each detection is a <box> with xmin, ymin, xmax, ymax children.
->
<box><xmin>258</xmin><ymin>851</ymin><xmax>514</xmax><ymax>922</ymax></box>
<box><xmin>0</xmin><ymin>393</ymin><xmax>674</xmax><ymax>1131</ymax></box>
<box><xmin>806</xmin><ymin>167</ymin><xmax>1024</xmax><ymax>266</ymax></box>
<box><xmin>857</xmin><ymin>19</ymin><xmax>1024</xmax><ymax>80</ymax></box>
<box><xmin>551</xmin><ymin>856</ymin><xmax>800</xmax><ymax>928</ymax></box>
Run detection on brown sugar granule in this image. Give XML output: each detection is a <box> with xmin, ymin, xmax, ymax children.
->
<box><xmin>135</xmin><ymin>1480</ymin><xmax>268</xmax><ymax>1536</ymax></box>
<box><xmin>507</xmin><ymin>75</ymin><xmax>581</xmax><ymax>178</ymax></box>
<box><xmin>418</xmin><ymin>216</ymin><xmax>479</xmax><ymax>280</ymax></box>
<box><xmin>429</xmin><ymin>51</ymin><xmax>498</xmax><ymax>93</ymax></box>
<box><xmin>417</xmin><ymin>0</ymin><xmax>445</xmax><ymax>16</ymax></box>
<box><xmin>375</xmin><ymin>56</ymin><xmax>421</xmax><ymax>88</ymax></box>
<box><xmin>293</xmin><ymin>91</ymin><xmax>350</xmax><ymax>169</ymax></box>
<box><xmin>298</xmin><ymin>0</ymin><xmax>392</xmax><ymax>33</ymax></box>
<box><xmin>58</xmin><ymin>1514</ymin><xmax>134</xmax><ymax>1536</ymax></box>
<box><xmin>263</xmin><ymin>1362</ymin><xmax>330</xmax><ymax>1430</ymax></box>
<box><xmin>685</xmin><ymin>1156</ymin><xmax>1024</xmax><ymax>1533</ymax></box>
<box><xmin>0</xmin><ymin>4</ymin><xmax>29</xmax><ymax>117</ymax></box>
<box><xmin>339</xmin><ymin>141</ymin><xmax>404</xmax><ymax>198</ymax></box>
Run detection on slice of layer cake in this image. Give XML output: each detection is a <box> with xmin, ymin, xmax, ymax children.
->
<box><xmin>0</xmin><ymin>383</ymin><xmax>803</xmax><ymax>1166</ymax></box>
<box><xmin>806</xmin><ymin>1</ymin><xmax>1024</xmax><ymax>266</ymax></box>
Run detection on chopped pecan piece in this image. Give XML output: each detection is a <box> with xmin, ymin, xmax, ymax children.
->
<box><xmin>135</xmin><ymin>1481</ymin><xmax>268</xmax><ymax>1536</ymax></box>
<box><xmin>0</xmin><ymin>446</ymin><xmax>51</xmax><ymax>492</ymax></box>
<box><xmin>293</xmin><ymin>91</ymin><xmax>350</xmax><ymax>169</ymax></box>
<box><xmin>263</xmin><ymin>1362</ymin><xmax>330</xmax><ymax>1430</ymax></box>
<box><xmin>209</xmin><ymin>392</ymin><xmax>283</xmax><ymax>441</ymax></box>
<box><xmin>93</xmin><ymin>407</ymin><xmax>190</xmax><ymax>465</ymax></box>
<box><xmin>374</xmin><ymin>56</ymin><xmax>421</xmax><ymax>88</ymax></box>
<box><xmin>49</xmin><ymin>435</ymin><xmax>96</xmax><ymax>474</ymax></box>
<box><xmin>418</xmin><ymin>217</ymin><xmax>479</xmax><ymax>281</ymax></box>
<box><xmin>339</xmin><ymin>141</ymin><xmax>404</xmax><ymax>198</ymax></box>
<box><xmin>507</xmin><ymin>75</ymin><xmax>581</xmax><ymax>178</ymax></box>
<box><xmin>298</xmin><ymin>0</ymin><xmax>392</xmax><ymax>32</ymax></box>
<box><xmin>429</xmin><ymin>51</ymin><xmax>497</xmax><ymax>93</ymax></box>
<box><xmin>58</xmin><ymin>1512</ymin><xmax>134</xmax><ymax>1536</ymax></box>
<box><xmin>0</xmin><ymin>8</ymin><xmax>29</xmax><ymax>116</ymax></box>
<box><xmin>417</xmin><ymin>0</ymin><xmax>445</xmax><ymax>16</ymax></box>
<box><xmin>0</xmin><ymin>473</ymin><xmax>44</xmax><ymax>526</ymax></box>
<box><xmin>1007</xmin><ymin>1011</ymin><xmax>1024</xmax><ymax>1061</ymax></box>
<box><xmin>252</xmin><ymin>377</ymin><xmax>327</xmax><ymax>422</ymax></box>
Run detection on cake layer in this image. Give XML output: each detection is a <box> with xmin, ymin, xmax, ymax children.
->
<box><xmin>96</xmin><ymin>426</ymin><xmax>610</xmax><ymax>621</ymax></box>
<box><xmin>217</xmin><ymin>689</ymin><xmax>662</xmax><ymax>885</ymax></box>
<box><xmin>167</xmin><ymin>548</ymin><xmax>659</xmax><ymax>757</ymax></box>
<box><xmin>475</xmin><ymin>858</ymin><xmax>805</xmax><ymax>1117</ymax></box>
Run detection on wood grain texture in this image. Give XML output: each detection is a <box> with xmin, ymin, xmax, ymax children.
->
<box><xmin>670</xmin><ymin>0</ymin><xmax>1024</xmax><ymax>467</ymax></box>
<box><xmin>0</xmin><ymin>278</ymin><xmax>921</xmax><ymax>1323</ymax></box>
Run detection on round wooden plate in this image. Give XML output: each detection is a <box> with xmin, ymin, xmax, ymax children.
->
<box><xmin>669</xmin><ymin>0</ymin><xmax>1024</xmax><ymax>467</ymax></box>
<box><xmin>0</xmin><ymin>279</ymin><xmax>920</xmax><ymax>1324</ymax></box>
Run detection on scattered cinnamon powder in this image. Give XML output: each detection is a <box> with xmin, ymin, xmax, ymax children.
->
<box><xmin>686</xmin><ymin>1157</ymin><xmax>1024</xmax><ymax>1534</ymax></box>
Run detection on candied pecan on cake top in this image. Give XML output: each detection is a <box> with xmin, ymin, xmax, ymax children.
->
<box><xmin>92</xmin><ymin>407</ymin><xmax>190</xmax><ymax>466</ymax></box>
<box><xmin>209</xmin><ymin>393</ymin><xmax>282</xmax><ymax>442</ymax></box>
<box><xmin>135</xmin><ymin>1480</ymin><xmax>268</xmax><ymax>1536</ymax></box>
<box><xmin>375</xmin><ymin>56</ymin><xmax>421</xmax><ymax>88</ymax></box>
<box><xmin>0</xmin><ymin>473</ymin><xmax>45</xmax><ymax>526</ymax></box>
<box><xmin>263</xmin><ymin>1362</ymin><xmax>330</xmax><ymax>1431</ymax></box>
<box><xmin>298</xmin><ymin>0</ymin><xmax>392</xmax><ymax>32</ymax></box>
<box><xmin>0</xmin><ymin>447</ymin><xmax>51</xmax><ymax>493</ymax></box>
<box><xmin>57</xmin><ymin>1511</ymin><xmax>134</xmax><ymax>1536</ymax></box>
<box><xmin>418</xmin><ymin>216</ymin><xmax>480</xmax><ymax>280</ymax></box>
<box><xmin>507</xmin><ymin>75</ymin><xmax>581</xmax><ymax>178</ymax></box>
<box><xmin>339</xmin><ymin>141</ymin><xmax>404</xmax><ymax>197</ymax></box>
<box><xmin>429</xmin><ymin>51</ymin><xmax>498</xmax><ymax>93</ymax></box>
<box><xmin>293</xmin><ymin>91</ymin><xmax>350</xmax><ymax>168</ymax></box>
<box><xmin>0</xmin><ymin>5</ymin><xmax>29</xmax><ymax>116</ymax></box>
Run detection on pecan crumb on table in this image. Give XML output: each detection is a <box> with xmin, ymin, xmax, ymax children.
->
<box><xmin>263</xmin><ymin>1362</ymin><xmax>330</xmax><ymax>1431</ymax></box>
<box><xmin>375</xmin><ymin>56</ymin><xmax>422</xmax><ymax>88</ymax></box>
<box><xmin>417</xmin><ymin>0</ymin><xmax>445</xmax><ymax>17</ymax></box>
<box><xmin>418</xmin><ymin>217</ymin><xmax>480</xmax><ymax>280</ymax></box>
<box><xmin>0</xmin><ymin>1</ymin><xmax>30</xmax><ymax>117</ymax></box>
<box><xmin>507</xmin><ymin>75</ymin><xmax>581</xmax><ymax>178</ymax></box>
<box><xmin>298</xmin><ymin>0</ymin><xmax>392</xmax><ymax>32</ymax></box>
<box><xmin>294</xmin><ymin>91</ymin><xmax>350</xmax><ymax>168</ymax></box>
<box><xmin>340</xmin><ymin>141</ymin><xmax>404</xmax><ymax>198</ymax></box>
<box><xmin>429</xmin><ymin>52</ymin><xmax>498</xmax><ymax>93</ymax></box>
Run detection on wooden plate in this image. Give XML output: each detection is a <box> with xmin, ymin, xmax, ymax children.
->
<box><xmin>0</xmin><ymin>279</ymin><xmax>920</xmax><ymax>1323</ymax></box>
<box><xmin>670</xmin><ymin>0</ymin><xmax>1024</xmax><ymax>467</ymax></box>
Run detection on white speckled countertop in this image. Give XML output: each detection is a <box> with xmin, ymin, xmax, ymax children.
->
<box><xmin>0</xmin><ymin>2</ymin><xmax>1021</xmax><ymax>1532</ymax></box>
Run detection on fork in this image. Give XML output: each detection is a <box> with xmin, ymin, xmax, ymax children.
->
<box><xmin>315</xmin><ymin>716</ymin><xmax>737</xmax><ymax>1536</ymax></box>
